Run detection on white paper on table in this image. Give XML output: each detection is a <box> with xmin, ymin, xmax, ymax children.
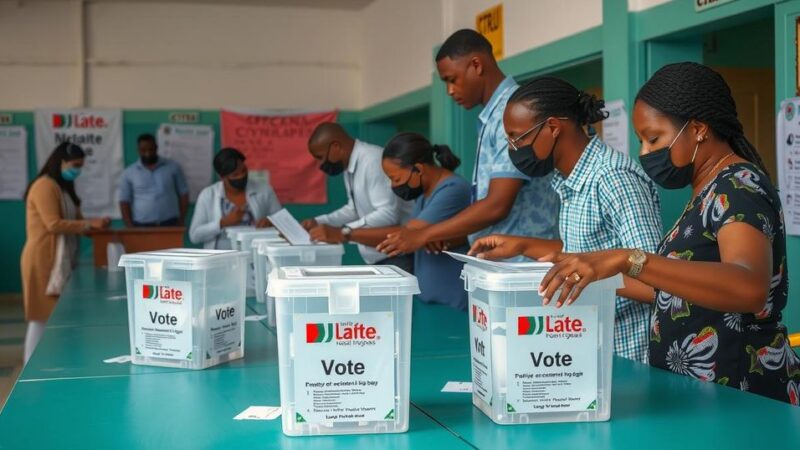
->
<box><xmin>443</xmin><ymin>251</ymin><xmax>553</xmax><ymax>272</ymax></box>
<box><xmin>0</xmin><ymin>126</ymin><xmax>28</xmax><ymax>200</ymax></box>
<box><xmin>267</xmin><ymin>208</ymin><xmax>311</xmax><ymax>245</ymax></box>
<box><xmin>233</xmin><ymin>406</ymin><xmax>282</xmax><ymax>420</ymax></box>
<box><xmin>103</xmin><ymin>355</ymin><xmax>132</xmax><ymax>364</ymax></box>
<box><xmin>778</xmin><ymin>97</ymin><xmax>800</xmax><ymax>236</ymax></box>
<box><xmin>601</xmin><ymin>99</ymin><xmax>630</xmax><ymax>156</ymax></box>
<box><xmin>157</xmin><ymin>124</ymin><xmax>214</xmax><ymax>202</ymax></box>
<box><xmin>441</xmin><ymin>381</ymin><xmax>473</xmax><ymax>393</ymax></box>
<box><xmin>245</xmin><ymin>314</ymin><xmax>268</xmax><ymax>322</ymax></box>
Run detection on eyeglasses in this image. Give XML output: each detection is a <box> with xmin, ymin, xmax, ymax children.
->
<box><xmin>506</xmin><ymin>117</ymin><xmax>569</xmax><ymax>151</ymax></box>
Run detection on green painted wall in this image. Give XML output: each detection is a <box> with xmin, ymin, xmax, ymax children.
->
<box><xmin>0</xmin><ymin>109</ymin><xmax>362</xmax><ymax>293</ymax></box>
<box><xmin>703</xmin><ymin>17</ymin><xmax>774</xmax><ymax>68</ymax></box>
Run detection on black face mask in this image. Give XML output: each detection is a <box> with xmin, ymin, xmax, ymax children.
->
<box><xmin>141</xmin><ymin>154</ymin><xmax>158</xmax><ymax>166</ymax></box>
<box><xmin>639</xmin><ymin>121</ymin><xmax>696</xmax><ymax>190</ymax></box>
<box><xmin>319</xmin><ymin>149</ymin><xmax>345</xmax><ymax>176</ymax></box>
<box><xmin>228</xmin><ymin>172</ymin><xmax>248</xmax><ymax>191</ymax></box>
<box><xmin>508</xmin><ymin>125</ymin><xmax>556</xmax><ymax>178</ymax></box>
<box><xmin>392</xmin><ymin>167</ymin><xmax>424</xmax><ymax>201</ymax></box>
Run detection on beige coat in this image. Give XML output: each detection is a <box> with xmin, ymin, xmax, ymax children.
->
<box><xmin>20</xmin><ymin>176</ymin><xmax>87</xmax><ymax>322</ymax></box>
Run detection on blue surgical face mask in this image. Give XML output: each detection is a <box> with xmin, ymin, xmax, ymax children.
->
<box><xmin>61</xmin><ymin>166</ymin><xmax>82</xmax><ymax>181</ymax></box>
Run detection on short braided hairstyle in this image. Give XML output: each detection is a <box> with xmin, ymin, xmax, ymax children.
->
<box><xmin>508</xmin><ymin>76</ymin><xmax>608</xmax><ymax>127</ymax></box>
<box><xmin>636</xmin><ymin>62</ymin><xmax>769</xmax><ymax>176</ymax></box>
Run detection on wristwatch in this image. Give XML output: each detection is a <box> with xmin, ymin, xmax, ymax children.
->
<box><xmin>341</xmin><ymin>225</ymin><xmax>353</xmax><ymax>243</ymax></box>
<box><xmin>627</xmin><ymin>249</ymin><xmax>648</xmax><ymax>278</ymax></box>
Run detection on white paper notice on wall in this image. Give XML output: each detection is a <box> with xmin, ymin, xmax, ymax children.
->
<box><xmin>233</xmin><ymin>406</ymin><xmax>282</xmax><ymax>421</ymax></box>
<box><xmin>0</xmin><ymin>126</ymin><xmax>28</xmax><ymax>200</ymax></box>
<box><xmin>777</xmin><ymin>97</ymin><xmax>800</xmax><ymax>236</ymax></box>
<box><xmin>601</xmin><ymin>99</ymin><xmax>630</xmax><ymax>157</ymax></box>
<box><xmin>34</xmin><ymin>109</ymin><xmax>124</xmax><ymax>218</ymax></box>
<box><xmin>157</xmin><ymin>124</ymin><xmax>214</xmax><ymax>202</ymax></box>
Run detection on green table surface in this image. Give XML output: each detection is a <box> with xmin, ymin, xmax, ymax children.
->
<box><xmin>409</xmin><ymin>355</ymin><xmax>800</xmax><ymax>449</ymax></box>
<box><xmin>3</xmin><ymin>265</ymin><xmax>799</xmax><ymax>449</ymax></box>
<box><xmin>45</xmin><ymin>290</ymin><xmax>129</xmax><ymax>328</ymax></box>
<box><xmin>0</xmin><ymin>367</ymin><xmax>472</xmax><ymax>450</ymax></box>
<box><xmin>59</xmin><ymin>266</ymin><xmax>127</xmax><ymax>296</ymax></box>
<box><xmin>19</xmin><ymin>321</ymin><xmax>280</xmax><ymax>381</ymax></box>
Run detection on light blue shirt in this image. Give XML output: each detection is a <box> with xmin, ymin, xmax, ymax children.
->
<box><xmin>118</xmin><ymin>157</ymin><xmax>189</xmax><ymax>224</ymax></box>
<box><xmin>412</xmin><ymin>174</ymin><xmax>471</xmax><ymax>311</ymax></box>
<box><xmin>471</xmin><ymin>77</ymin><xmax>560</xmax><ymax>243</ymax></box>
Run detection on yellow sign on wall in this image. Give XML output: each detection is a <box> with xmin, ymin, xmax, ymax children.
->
<box><xmin>476</xmin><ymin>4</ymin><xmax>503</xmax><ymax>61</ymax></box>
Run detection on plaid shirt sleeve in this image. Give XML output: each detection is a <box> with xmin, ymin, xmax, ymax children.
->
<box><xmin>597</xmin><ymin>166</ymin><xmax>663</xmax><ymax>253</ymax></box>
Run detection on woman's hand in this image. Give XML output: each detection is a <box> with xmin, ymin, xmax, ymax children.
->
<box><xmin>538</xmin><ymin>249</ymin><xmax>630</xmax><ymax>307</ymax></box>
<box><xmin>468</xmin><ymin>235</ymin><xmax>527</xmax><ymax>260</ymax></box>
<box><xmin>87</xmin><ymin>217</ymin><xmax>111</xmax><ymax>230</ymax></box>
<box><xmin>376</xmin><ymin>228</ymin><xmax>427</xmax><ymax>257</ymax></box>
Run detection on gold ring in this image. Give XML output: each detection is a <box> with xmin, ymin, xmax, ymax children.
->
<box><xmin>570</xmin><ymin>273</ymin><xmax>581</xmax><ymax>283</ymax></box>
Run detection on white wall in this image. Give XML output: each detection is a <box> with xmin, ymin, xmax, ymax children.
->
<box><xmin>0</xmin><ymin>1</ymin><xmax>82</xmax><ymax>109</ymax></box>
<box><xmin>358</xmin><ymin>0</ymin><xmax>603</xmax><ymax>108</ymax></box>
<box><xmin>1</xmin><ymin>0</ymin><xmax>617</xmax><ymax>111</ymax></box>
<box><xmin>360</xmin><ymin>0</ymin><xmax>444</xmax><ymax>107</ymax></box>
<box><xmin>628</xmin><ymin>0</ymin><xmax>672</xmax><ymax>12</ymax></box>
<box><xmin>0</xmin><ymin>1</ymin><xmax>362</xmax><ymax>110</ymax></box>
<box><xmin>448</xmin><ymin>0</ymin><xmax>602</xmax><ymax>58</ymax></box>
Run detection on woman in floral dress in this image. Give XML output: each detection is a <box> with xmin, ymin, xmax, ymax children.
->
<box><xmin>537</xmin><ymin>62</ymin><xmax>799</xmax><ymax>405</ymax></box>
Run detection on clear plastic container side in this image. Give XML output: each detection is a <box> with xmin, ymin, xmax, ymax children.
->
<box><xmin>123</xmin><ymin>257</ymin><xmax>246</xmax><ymax>370</ymax></box>
<box><xmin>466</xmin><ymin>271</ymin><xmax>615</xmax><ymax>425</ymax></box>
<box><xmin>274</xmin><ymin>293</ymin><xmax>412</xmax><ymax>436</ymax></box>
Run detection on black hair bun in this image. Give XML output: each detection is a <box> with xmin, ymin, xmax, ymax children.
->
<box><xmin>577</xmin><ymin>91</ymin><xmax>608</xmax><ymax>125</ymax></box>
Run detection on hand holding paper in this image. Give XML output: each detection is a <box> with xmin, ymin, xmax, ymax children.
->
<box><xmin>267</xmin><ymin>209</ymin><xmax>311</xmax><ymax>245</ymax></box>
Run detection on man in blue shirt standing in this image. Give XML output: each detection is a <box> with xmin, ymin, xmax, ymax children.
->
<box><xmin>378</xmin><ymin>29</ymin><xmax>559</xmax><ymax>257</ymax></box>
<box><xmin>119</xmin><ymin>134</ymin><xmax>189</xmax><ymax>227</ymax></box>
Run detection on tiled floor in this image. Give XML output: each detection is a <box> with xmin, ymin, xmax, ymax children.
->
<box><xmin>0</xmin><ymin>294</ymin><xmax>24</xmax><ymax>411</ymax></box>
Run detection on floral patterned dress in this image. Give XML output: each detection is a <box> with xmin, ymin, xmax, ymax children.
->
<box><xmin>650</xmin><ymin>162</ymin><xmax>800</xmax><ymax>405</ymax></box>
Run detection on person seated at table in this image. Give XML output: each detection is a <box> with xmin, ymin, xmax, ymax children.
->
<box><xmin>301</xmin><ymin>122</ymin><xmax>414</xmax><ymax>272</ymax></box>
<box><xmin>21</xmin><ymin>142</ymin><xmax>110</xmax><ymax>363</ymax></box>
<box><xmin>319</xmin><ymin>133</ymin><xmax>471</xmax><ymax>310</ymax></box>
<box><xmin>118</xmin><ymin>133</ymin><xmax>189</xmax><ymax>227</ymax></box>
<box><xmin>189</xmin><ymin>147</ymin><xmax>281</xmax><ymax>249</ymax></box>
<box><xmin>537</xmin><ymin>62</ymin><xmax>800</xmax><ymax>405</ymax></box>
<box><xmin>467</xmin><ymin>76</ymin><xmax>663</xmax><ymax>363</ymax></box>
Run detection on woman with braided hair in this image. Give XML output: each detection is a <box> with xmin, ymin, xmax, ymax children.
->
<box><xmin>335</xmin><ymin>132</ymin><xmax>472</xmax><ymax>310</ymax></box>
<box><xmin>467</xmin><ymin>76</ymin><xmax>664</xmax><ymax>363</ymax></box>
<box><xmin>538</xmin><ymin>62</ymin><xmax>799</xmax><ymax>404</ymax></box>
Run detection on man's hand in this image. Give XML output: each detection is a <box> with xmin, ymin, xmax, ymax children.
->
<box><xmin>255</xmin><ymin>218</ymin><xmax>272</xmax><ymax>229</ymax></box>
<box><xmin>468</xmin><ymin>235</ymin><xmax>527</xmax><ymax>260</ymax></box>
<box><xmin>309</xmin><ymin>224</ymin><xmax>345</xmax><ymax>244</ymax></box>
<box><xmin>301</xmin><ymin>218</ymin><xmax>318</xmax><ymax>231</ymax></box>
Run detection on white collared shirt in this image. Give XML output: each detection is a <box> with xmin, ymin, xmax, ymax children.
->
<box><xmin>315</xmin><ymin>139</ymin><xmax>412</xmax><ymax>263</ymax></box>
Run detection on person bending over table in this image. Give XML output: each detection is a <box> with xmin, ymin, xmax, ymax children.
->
<box><xmin>468</xmin><ymin>76</ymin><xmax>663</xmax><ymax>363</ymax></box>
<box><xmin>319</xmin><ymin>132</ymin><xmax>471</xmax><ymax>310</ymax></box>
<box><xmin>376</xmin><ymin>29</ymin><xmax>559</xmax><ymax>260</ymax></box>
<box><xmin>301</xmin><ymin>123</ymin><xmax>414</xmax><ymax>272</ymax></box>
<box><xmin>536</xmin><ymin>62</ymin><xmax>800</xmax><ymax>405</ymax></box>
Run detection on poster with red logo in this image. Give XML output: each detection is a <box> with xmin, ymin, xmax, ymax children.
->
<box><xmin>34</xmin><ymin>109</ymin><xmax>124</xmax><ymax>218</ymax></box>
<box><xmin>220</xmin><ymin>109</ymin><xmax>336</xmax><ymax>204</ymax></box>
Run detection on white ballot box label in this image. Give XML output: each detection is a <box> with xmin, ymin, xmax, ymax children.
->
<box><xmin>134</xmin><ymin>280</ymin><xmax>193</xmax><ymax>361</ymax></box>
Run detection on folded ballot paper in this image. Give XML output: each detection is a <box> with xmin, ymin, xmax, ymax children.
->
<box><xmin>443</xmin><ymin>251</ymin><xmax>553</xmax><ymax>272</ymax></box>
<box><xmin>267</xmin><ymin>208</ymin><xmax>311</xmax><ymax>245</ymax></box>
